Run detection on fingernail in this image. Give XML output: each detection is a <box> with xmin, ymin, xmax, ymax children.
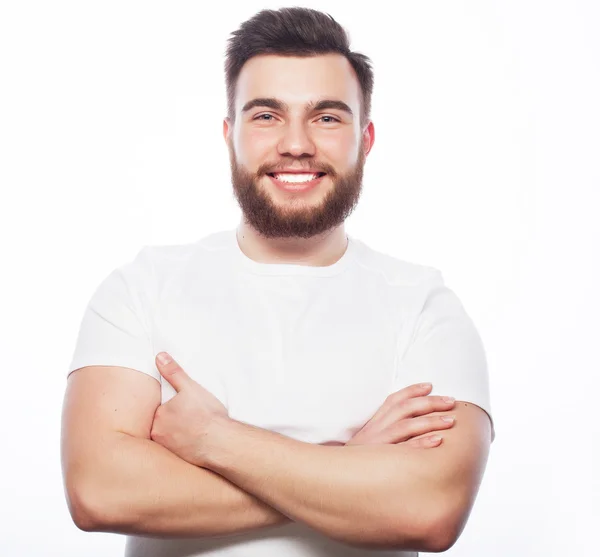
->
<box><xmin>429</xmin><ymin>436</ymin><xmax>442</xmax><ymax>443</ymax></box>
<box><xmin>157</xmin><ymin>352</ymin><xmax>172</xmax><ymax>366</ymax></box>
<box><xmin>420</xmin><ymin>383</ymin><xmax>432</xmax><ymax>389</ymax></box>
<box><xmin>443</xmin><ymin>396</ymin><xmax>455</xmax><ymax>403</ymax></box>
<box><xmin>441</xmin><ymin>416</ymin><xmax>455</xmax><ymax>423</ymax></box>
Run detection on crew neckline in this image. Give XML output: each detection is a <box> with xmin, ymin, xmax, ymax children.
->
<box><xmin>229</xmin><ymin>227</ymin><xmax>356</xmax><ymax>276</ymax></box>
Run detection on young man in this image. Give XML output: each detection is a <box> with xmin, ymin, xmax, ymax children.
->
<box><xmin>62</xmin><ymin>7</ymin><xmax>494</xmax><ymax>557</ymax></box>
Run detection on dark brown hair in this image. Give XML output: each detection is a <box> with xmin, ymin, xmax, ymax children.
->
<box><xmin>224</xmin><ymin>7</ymin><xmax>374</xmax><ymax>128</ymax></box>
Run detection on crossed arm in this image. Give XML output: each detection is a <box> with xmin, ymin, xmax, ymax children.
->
<box><xmin>62</xmin><ymin>366</ymin><xmax>491</xmax><ymax>552</ymax></box>
<box><xmin>201</xmin><ymin>402</ymin><xmax>491</xmax><ymax>552</ymax></box>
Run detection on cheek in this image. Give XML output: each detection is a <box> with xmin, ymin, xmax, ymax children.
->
<box><xmin>318</xmin><ymin>134</ymin><xmax>359</xmax><ymax>166</ymax></box>
<box><xmin>236</xmin><ymin>129</ymin><xmax>275</xmax><ymax>163</ymax></box>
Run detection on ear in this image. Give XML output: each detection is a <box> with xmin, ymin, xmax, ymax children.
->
<box><xmin>223</xmin><ymin>117</ymin><xmax>231</xmax><ymax>145</ymax></box>
<box><xmin>363</xmin><ymin>121</ymin><xmax>375</xmax><ymax>156</ymax></box>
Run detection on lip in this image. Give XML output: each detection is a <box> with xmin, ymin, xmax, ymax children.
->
<box><xmin>267</xmin><ymin>172</ymin><xmax>327</xmax><ymax>193</ymax></box>
<box><xmin>269</xmin><ymin>169</ymin><xmax>326</xmax><ymax>174</ymax></box>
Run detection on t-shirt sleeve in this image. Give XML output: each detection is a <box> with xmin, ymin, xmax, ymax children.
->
<box><xmin>394</xmin><ymin>271</ymin><xmax>495</xmax><ymax>442</ymax></box>
<box><xmin>66</xmin><ymin>246</ymin><xmax>160</xmax><ymax>382</ymax></box>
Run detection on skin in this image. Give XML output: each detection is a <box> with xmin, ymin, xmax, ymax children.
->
<box><xmin>151</xmin><ymin>353</ymin><xmax>490</xmax><ymax>550</ymax></box>
<box><xmin>222</xmin><ymin>53</ymin><xmax>375</xmax><ymax>266</ymax></box>
<box><xmin>150</xmin><ymin>355</ymin><xmax>457</xmax><ymax>470</ymax></box>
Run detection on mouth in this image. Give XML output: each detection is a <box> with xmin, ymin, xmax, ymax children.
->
<box><xmin>267</xmin><ymin>172</ymin><xmax>327</xmax><ymax>181</ymax></box>
<box><xmin>266</xmin><ymin>172</ymin><xmax>327</xmax><ymax>192</ymax></box>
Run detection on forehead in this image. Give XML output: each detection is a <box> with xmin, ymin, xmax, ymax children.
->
<box><xmin>235</xmin><ymin>54</ymin><xmax>361</xmax><ymax>112</ymax></box>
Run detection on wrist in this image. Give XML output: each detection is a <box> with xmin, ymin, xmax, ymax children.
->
<box><xmin>202</xmin><ymin>415</ymin><xmax>236</xmax><ymax>469</ymax></box>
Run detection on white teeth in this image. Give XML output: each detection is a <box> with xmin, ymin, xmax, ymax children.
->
<box><xmin>273</xmin><ymin>173</ymin><xmax>320</xmax><ymax>183</ymax></box>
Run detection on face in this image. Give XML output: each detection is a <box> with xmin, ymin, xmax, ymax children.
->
<box><xmin>223</xmin><ymin>53</ymin><xmax>375</xmax><ymax>239</ymax></box>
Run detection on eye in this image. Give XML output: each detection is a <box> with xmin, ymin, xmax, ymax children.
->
<box><xmin>318</xmin><ymin>115</ymin><xmax>341</xmax><ymax>123</ymax></box>
<box><xmin>252</xmin><ymin>113</ymin><xmax>340</xmax><ymax>123</ymax></box>
<box><xmin>254</xmin><ymin>113</ymin><xmax>275</xmax><ymax>121</ymax></box>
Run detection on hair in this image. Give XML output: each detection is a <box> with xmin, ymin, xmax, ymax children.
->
<box><xmin>224</xmin><ymin>7</ymin><xmax>374</xmax><ymax>129</ymax></box>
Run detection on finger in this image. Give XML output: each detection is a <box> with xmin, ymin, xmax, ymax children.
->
<box><xmin>155</xmin><ymin>352</ymin><xmax>191</xmax><ymax>393</ymax></box>
<box><xmin>404</xmin><ymin>434</ymin><xmax>443</xmax><ymax>448</ymax></box>
<box><xmin>362</xmin><ymin>414</ymin><xmax>454</xmax><ymax>445</ymax></box>
<box><xmin>364</xmin><ymin>383</ymin><xmax>433</xmax><ymax>426</ymax></box>
<box><xmin>385</xmin><ymin>382</ymin><xmax>433</xmax><ymax>406</ymax></box>
<box><xmin>389</xmin><ymin>414</ymin><xmax>456</xmax><ymax>443</ymax></box>
<box><xmin>368</xmin><ymin>394</ymin><xmax>455</xmax><ymax>432</ymax></box>
<box><xmin>394</xmin><ymin>395</ymin><xmax>456</xmax><ymax>419</ymax></box>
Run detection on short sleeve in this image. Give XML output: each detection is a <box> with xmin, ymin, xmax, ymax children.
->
<box><xmin>394</xmin><ymin>272</ymin><xmax>495</xmax><ymax>442</ymax></box>
<box><xmin>66</xmin><ymin>246</ymin><xmax>160</xmax><ymax>382</ymax></box>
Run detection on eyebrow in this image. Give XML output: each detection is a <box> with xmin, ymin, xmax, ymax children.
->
<box><xmin>241</xmin><ymin>97</ymin><xmax>353</xmax><ymax>117</ymax></box>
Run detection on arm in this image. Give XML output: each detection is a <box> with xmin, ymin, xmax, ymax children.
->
<box><xmin>61</xmin><ymin>365</ymin><xmax>291</xmax><ymax>537</ymax></box>
<box><xmin>204</xmin><ymin>401</ymin><xmax>491</xmax><ymax>552</ymax></box>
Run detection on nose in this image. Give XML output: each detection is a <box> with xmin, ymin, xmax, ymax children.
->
<box><xmin>277</xmin><ymin>119</ymin><xmax>317</xmax><ymax>158</ymax></box>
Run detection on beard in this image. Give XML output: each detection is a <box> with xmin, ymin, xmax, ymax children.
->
<box><xmin>228</xmin><ymin>145</ymin><xmax>366</xmax><ymax>239</ymax></box>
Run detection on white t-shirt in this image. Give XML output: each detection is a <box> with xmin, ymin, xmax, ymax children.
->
<box><xmin>67</xmin><ymin>228</ymin><xmax>494</xmax><ymax>557</ymax></box>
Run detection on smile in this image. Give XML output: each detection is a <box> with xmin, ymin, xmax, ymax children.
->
<box><xmin>267</xmin><ymin>172</ymin><xmax>327</xmax><ymax>192</ymax></box>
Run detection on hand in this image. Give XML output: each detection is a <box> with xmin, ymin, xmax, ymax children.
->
<box><xmin>151</xmin><ymin>352</ymin><xmax>229</xmax><ymax>467</ymax></box>
<box><xmin>345</xmin><ymin>383</ymin><xmax>456</xmax><ymax>448</ymax></box>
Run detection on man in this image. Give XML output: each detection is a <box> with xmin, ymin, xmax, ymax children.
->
<box><xmin>61</xmin><ymin>7</ymin><xmax>494</xmax><ymax>557</ymax></box>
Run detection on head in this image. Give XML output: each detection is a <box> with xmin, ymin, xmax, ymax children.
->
<box><xmin>223</xmin><ymin>7</ymin><xmax>375</xmax><ymax>239</ymax></box>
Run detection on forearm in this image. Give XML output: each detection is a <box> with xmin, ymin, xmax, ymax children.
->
<box><xmin>75</xmin><ymin>432</ymin><xmax>291</xmax><ymax>537</ymax></box>
<box><xmin>205</xmin><ymin>419</ymin><xmax>434</xmax><ymax>549</ymax></box>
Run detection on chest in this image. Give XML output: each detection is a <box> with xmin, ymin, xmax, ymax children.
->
<box><xmin>152</xmin><ymin>277</ymin><xmax>401</xmax><ymax>443</ymax></box>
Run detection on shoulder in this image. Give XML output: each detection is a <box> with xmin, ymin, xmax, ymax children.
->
<box><xmin>135</xmin><ymin>229</ymin><xmax>231</xmax><ymax>281</ymax></box>
<box><xmin>349</xmin><ymin>236</ymin><xmax>443</xmax><ymax>288</ymax></box>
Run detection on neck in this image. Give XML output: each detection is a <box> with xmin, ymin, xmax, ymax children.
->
<box><xmin>235</xmin><ymin>221</ymin><xmax>348</xmax><ymax>267</ymax></box>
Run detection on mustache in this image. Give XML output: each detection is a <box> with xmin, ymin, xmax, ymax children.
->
<box><xmin>256</xmin><ymin>162</ymin><xmax>336</xmax><ymax>176</ymax></box>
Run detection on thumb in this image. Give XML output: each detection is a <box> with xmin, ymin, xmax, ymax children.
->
<box><xmin>156</xmin><ymin>352</ymin><xmax>190</xmax><ymax>393</ymax></box>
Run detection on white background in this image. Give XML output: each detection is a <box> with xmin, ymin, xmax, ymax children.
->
<box><xmin>1</xmin><ymin>1</ymin><xmax>598</xmax><ymax>555</ymax></box>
